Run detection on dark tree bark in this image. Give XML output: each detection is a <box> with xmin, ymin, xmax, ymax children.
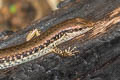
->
<box><xmin>0</xmin><ymin>0</ymin><xmax>120</xmax><ymax>80</ymax></box>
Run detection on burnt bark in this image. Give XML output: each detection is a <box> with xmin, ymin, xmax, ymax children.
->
<box><xmin>0</xmin><ymin>0</ymin><xmax>120</xmax><ymax>80</ymax></box>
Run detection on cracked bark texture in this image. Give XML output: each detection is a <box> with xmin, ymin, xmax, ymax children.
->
<box><xmin>0</xmin><ymin>0</ymin><xmax>120</xmax><ymax>80</ymax></box>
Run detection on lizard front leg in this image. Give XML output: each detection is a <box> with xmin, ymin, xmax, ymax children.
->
<box><xmin>51</xmin><ymin>46</ymin><xmax>79</xmax><ymax>57</ymax></box>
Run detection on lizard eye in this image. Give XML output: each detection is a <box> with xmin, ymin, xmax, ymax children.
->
<box><xmin>79</xmin><ymin>28</ymin><xmax>82</xmax><ymax>30</ymax></box>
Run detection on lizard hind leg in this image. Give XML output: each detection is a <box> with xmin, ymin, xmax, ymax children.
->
<box><xmin>51</xmin><ymin>46</ymin><xmax>79</xmax><ymax>57</ymax></box>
